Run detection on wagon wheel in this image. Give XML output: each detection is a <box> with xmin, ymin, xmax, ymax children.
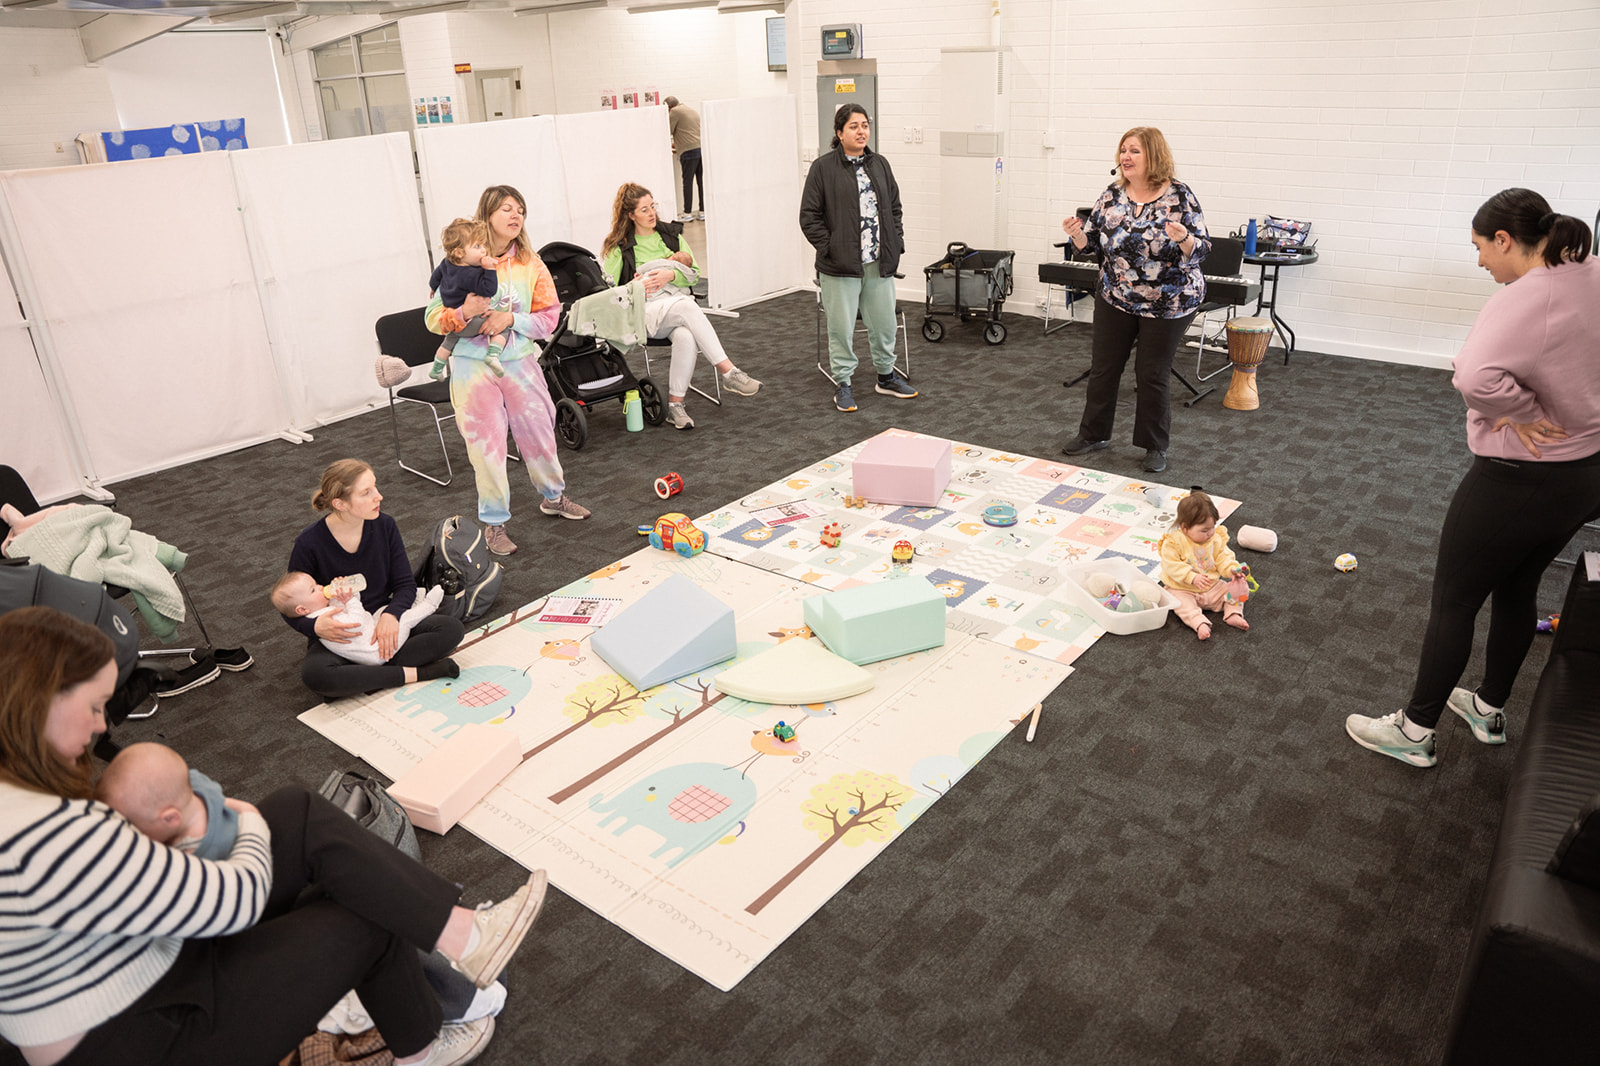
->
<box><xmin>984</xmin><ymin>322</ymin><xmax>1007</xmax><ymax>345</ymax></box>
<box><xmin>921</xmin><ymin>318</ymin><xmax>944</xmax><ymax>342</ymax></box>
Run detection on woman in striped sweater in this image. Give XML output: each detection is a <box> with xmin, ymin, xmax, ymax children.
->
<box><xmin>0</xmin><ymin>608</ymin><xmax>545</xmax><ymax>1066</ymax></box>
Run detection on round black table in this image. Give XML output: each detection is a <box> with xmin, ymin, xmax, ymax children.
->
<box><xmin>1242</xmin><ymin>248</ymin><xmax>1318</xmax><ymax>363</ymax></box>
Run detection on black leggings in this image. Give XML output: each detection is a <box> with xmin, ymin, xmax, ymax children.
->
<box><xmin>1077</xmin><ymin>295</ymin><xmax>1195</xmax><ymax>453</ymax></box>
<box><xmin>680</xmin><ymin>149</ymin><xmax>703</xmax><ymax>213</ymax></box>
<box><xmin>60</xmin><ymin>787</ymin><xmax>461</xmax><ymax>1066</ymax></box>
<box><xmin>301</xmin><ymin>614</ymin><xmax>465</xmax><ymax>700</ymax></box>
<box><xmin>1405</xmin><ymin>451</ymin><xmax>1600</xmax><ymax>728</ymax></box>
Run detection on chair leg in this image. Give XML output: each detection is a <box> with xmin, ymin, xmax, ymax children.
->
<box><xmin>644</xmin><ymin>342</ymin><xmax>724</xmax><ymax>406</ymax></box>
<box><xmin>1193</xmin><ymin>307</ymin><xmax>1232</xmax><ymax>383</ymax></box>
<box><xmin>1043</xmin><ymin>286</ymin><xmax>1072</xmax><ymax>336</ymax></box>
<box><xmin>391</xmin><ymin>394</ymin><xmax>453</xmax><ymax>487</ymax></box>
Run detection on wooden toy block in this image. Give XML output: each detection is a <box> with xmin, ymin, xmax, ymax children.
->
<box><xmin>802</xmin><ymin>577</ymin><xmax>947</xmax><ymax>665</ymax></box>
<box><xmin>591</xmin><ymin>573</ymin><xmax>737</xmax><ymax>690</ymax></box>
<box><xmin>852</xmin><ymin>435</ymin><xmax>952</xmax><ymax>507</ymax></box>
<box><xmin>387</xmin><ymin>723</ymin><xmax>521</xmax><ymax>835</ymax></box>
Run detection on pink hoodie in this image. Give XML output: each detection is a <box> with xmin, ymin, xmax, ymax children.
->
<box><xmin>1452</xmin><ymin>256</ymin><xmax>1600</xmax><ymax>461</ymax></box>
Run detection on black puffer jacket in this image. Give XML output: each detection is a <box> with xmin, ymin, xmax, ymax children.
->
<box><xmin>799</xmin><ymin>146</ymin><xmax>904</xmax><ymax>279</ymax></box>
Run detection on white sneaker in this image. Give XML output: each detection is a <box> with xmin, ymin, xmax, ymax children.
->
<box><xmin>721</xmin><ymin>367</ymin><xmax>761</xmax><ymax>396</ymax></box>
<box><xmin>1345</xmin><ymin>710</ymin><xmax>1436</xmax><ymax>768</ymax></box>
<box><xmin>451</xmin><ymin>870</ymin><xmax>547</xmax><ymax>989</ymax></box>
<box><xmin>414</xmin><ymin>1015</ymin><xmax>494</xmax><ymax>1066</ymax></box>
<box><xmin>1447</xmin><ymin>687</ymin><xmax>1506</xmax><ymax>744</ymax></box>
<box><xmin>676</xmin><ymin>213</ymin><xmax>693</xmax><ymax>223</ymax></box>
<box><xmin>667</xmin><ymin>402</ymin><xmax>695</xmax><ymax>430</ymax></box>
<box><xmin>694</xmin><ymin>211</ymin><xmax>704</xmax><ymax>220</ymax></box>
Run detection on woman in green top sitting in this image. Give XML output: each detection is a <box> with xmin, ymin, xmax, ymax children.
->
<box><xmin>600</xmin><ymin>182</ymin><xmax>762</xmax><ymax>430</ymax></box>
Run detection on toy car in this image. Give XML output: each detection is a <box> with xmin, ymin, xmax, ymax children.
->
<box><xmin>649</xmin><ymin>512</ymin><xmax>706</xmax><ymax>558</ymax></box>
<box><xmin>892</xmin><ymin>539</ymin><xmax>914</xmax><ymax>563</ymax></box>
<box><xmin>773</xmin><ymin>720</ymin><xmax>796</xmax><ymax>743</ymax></box>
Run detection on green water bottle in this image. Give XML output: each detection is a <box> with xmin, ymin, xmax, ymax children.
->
<box><xmin>624</xmin><ymin>389</ymin><xmax>643</xmax><ymax>432</ymax></box>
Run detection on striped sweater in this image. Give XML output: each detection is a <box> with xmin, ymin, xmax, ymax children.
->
<box><xmin>0</xmin><ymin>781</ymin><xmax>272</xmax><ymax>1048</ymax></box>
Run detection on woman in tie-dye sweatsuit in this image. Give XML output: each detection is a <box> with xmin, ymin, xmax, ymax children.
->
<box><xmin>426</xmin><ymin>185</ymin><xmax>589</xmax><ymax>556</ymax></box>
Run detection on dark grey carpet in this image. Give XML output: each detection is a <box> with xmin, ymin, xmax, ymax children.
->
<box><xmin>53</xmin><ymin>293</ymin><xmax>1599</xmax><ymax>1064</ymax></box>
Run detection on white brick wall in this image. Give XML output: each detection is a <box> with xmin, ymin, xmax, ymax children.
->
<box><xmin>0</xmin><ymin>29</ymin><xmax>119</xmax><ymax>169</ymax></box>
<box><xmin>794</xmin><ymin>0</ymin><xmax>1600</xmax><ymax>368</ymax></box>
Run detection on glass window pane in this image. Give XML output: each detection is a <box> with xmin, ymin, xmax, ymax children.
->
<box><xmin>319</xmin><ymin>79</ymin><xmax>369</xmax><ymax>139</ymax></box>
<box><xmin>313</xmin><ymin>38</ymin><xmax>356</xmax><ymax>78</ymax></box>
<box><xmin>364</xmin><ymin>73</ymin><xmax>411</xmax><ymax>136</ymax></box>
<box><xmin>357</xmin><ymin>24</ymin><xmax>403</xmax><ymax>73</ymax></box>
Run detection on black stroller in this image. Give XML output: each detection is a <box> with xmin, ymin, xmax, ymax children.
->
<box><xmin>536</xmin><ymin>240</ymin><xmax>665</xmax><ymax>450</ymax></box>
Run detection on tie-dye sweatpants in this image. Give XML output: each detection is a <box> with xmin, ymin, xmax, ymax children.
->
<box><xmin>448</xmin><ymin>353</ymin><xmax>565</xmax><ymax>526</ymax></box>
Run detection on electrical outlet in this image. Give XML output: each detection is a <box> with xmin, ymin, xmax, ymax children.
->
<box><xmin>913</xmin><ymin>127</ymin><xmax>924</xmax><ymax>144</ymax></box>
<box><xmin>53</xmin><ymin>142</ymin><xmax>64</xmax><ymax>153</ymax></box>
<box><xmin>902</xmin><ymin>126</ymin><xmax>912</xmax><ymax>143</ymax></box>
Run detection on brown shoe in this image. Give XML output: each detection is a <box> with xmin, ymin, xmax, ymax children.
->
<box><xmin>484</xmin><ymin>524</ymin><xmax>517</xmax><ymax>555</ymax></box>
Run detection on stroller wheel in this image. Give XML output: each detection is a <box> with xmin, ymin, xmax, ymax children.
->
<box><xmin>555</xmin><ymin>398</ymin><xmax>587</xmax><ymax>450</ymax></box>
<box><xmin>637</xmin><ymin>377</ymin><xmax>666</xmax><ymax>426</ymax></box>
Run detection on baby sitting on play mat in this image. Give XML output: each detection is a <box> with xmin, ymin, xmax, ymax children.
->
<box><xmin>1158</xmin><ymin>491</ymin><xmax>1250</xmax><ymax>640</ymax></box>
<box><xmin>272</xmin><ymin>571</ymin><xmax>445</xmax><ymax>665</ymax></box>
<box><xmin>428</xmin><ymin>217</ymin><xmax>505</xmax><ymax>380</ymax></box>
<box><xmin>97</xmin><ymin>741</ymin><xmax>237</xmax><ymax>859</ymax></box>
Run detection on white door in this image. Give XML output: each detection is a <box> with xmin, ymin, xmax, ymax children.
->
<box><xmin>474</xmin><ymin>69</ymin><xmax>520</xmax><ymax>122</ymax></box>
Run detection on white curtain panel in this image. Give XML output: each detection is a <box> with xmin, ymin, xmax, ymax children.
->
<box><xmin>0</xmin><ymin>153</ymin><xmax>288</xmax><ymax>486</ymax></box>
<box><xmin>417</xmin><ymin>116</ymin><xmax>571</xmax><ymax>262</ymax></box>
<box><xmin>0</xmin><ymin>260</ymin><xmax>83</xmax><ymax>503</ymax></box>
<box><xmin>554</xmin><ymin>106</ymin><xmax>674</xmax><ymax>259</ymax></box>
<box><xmin>231</xmin><ymin>132</ymin><xmax>429</xmax><ymax>427</ymax></box>
<box><xmin>701</xmin><ymin>96</ymin><xmax>809</xmax><ymax>310</ymax></box>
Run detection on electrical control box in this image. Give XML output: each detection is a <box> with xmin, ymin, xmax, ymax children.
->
<box><xmin>820</xmin><ymin>23</ymin><xmax>864</xmax><ymax>60</ymax></box>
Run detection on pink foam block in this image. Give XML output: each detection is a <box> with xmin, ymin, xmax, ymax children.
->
<box><xmin>852</xmin><ymin>436</ymin><xmax>952</xmax><ymax>507</ymax></box>
<box><xmin>387</xmin><ymin>723</ymin><xmax>521</xmax><ymax>835</ymax></box>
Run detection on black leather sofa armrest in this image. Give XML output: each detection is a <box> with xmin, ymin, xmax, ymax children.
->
<box><xmin>1551</xmin><ymin>552</ymin><xmax>1600</xmax><ymax>657</ymax></box>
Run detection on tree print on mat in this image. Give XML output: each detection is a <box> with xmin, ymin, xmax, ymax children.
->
<box><xmin>746</xmin><ymin>770</ymin><xmax>916</xmax><ymax>915</ymax></box>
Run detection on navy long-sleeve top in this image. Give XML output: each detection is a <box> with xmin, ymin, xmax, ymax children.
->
<box><xmin>283</xmin><ymin>513</ymin><xmax>416</xmax><ymax>643</ymax></box>
<box><xmin>428</xmin><ymin>259</ymin><xmax>499</xmax><ymax>310</ymax></box>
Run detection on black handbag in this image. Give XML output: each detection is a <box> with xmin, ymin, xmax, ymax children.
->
<box><xmin>318</xmin><ymin>769</ymin><xmax>421</xmax><ymax>861</ymax></box>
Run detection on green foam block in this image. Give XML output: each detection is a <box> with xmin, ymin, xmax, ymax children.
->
<box><xmin>802</xmin><ymin>577</ymin><xmax>946</xmax><ymax>665</ymax></box>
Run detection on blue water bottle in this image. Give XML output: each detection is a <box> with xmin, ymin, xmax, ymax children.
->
<box><xmin>1245</xmin><ymin>218</ymin><xmax>1258</xmax><ymax>256</ymax></box>
<box><xmin>624</xmin><ymin>389</ymin><xmax>643</xmax><ymax>432</ymax></box>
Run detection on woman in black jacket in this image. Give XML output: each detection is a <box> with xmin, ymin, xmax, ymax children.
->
<box><xmin>800</xmin><ymin>104</ymin><xmax>918</xmax><ymax>413</ymax></box>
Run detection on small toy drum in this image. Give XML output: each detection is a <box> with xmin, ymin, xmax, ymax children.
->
<box><xmin>1223</xmin><ymin>316</ymin><xmax>1273</xmax><ymax>411</ymax></box>
<box><xmin>654</xmin><ymin>471</ymin><xmax>684</xmax><ymax>500</ymax></box>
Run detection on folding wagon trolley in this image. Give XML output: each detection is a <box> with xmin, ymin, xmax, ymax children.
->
<box><xmin>921</xmin><ymin>241</ymin><xmax>1015</xmax><ymax>345</ymax></box>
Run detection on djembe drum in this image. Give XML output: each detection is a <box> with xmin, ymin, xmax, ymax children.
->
<box><xmin>1222</xmin><ymin>316</ymin><xmax>1272</xmax><ymax>411</ymax></box>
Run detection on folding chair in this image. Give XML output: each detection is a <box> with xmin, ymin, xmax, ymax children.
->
<box><xmin>1190</xmin><ymin>237</ymin><xmax>1248</xmax><ymax>384</ymax></box>
<box><xmin>640</xmin><ymin>279</ymin><xmax>725</xmax><ymax>406</ymax></box>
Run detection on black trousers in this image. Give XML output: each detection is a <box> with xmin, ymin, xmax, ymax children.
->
<box><xmin>301</xmin><ymin>614</ymin><xmax>465</xmax><ymax>700</ymax></box>
<box><xmin>1405</xmin><ymin>451</ymin><xmax>1600</xmax><ymax>728</ymax></box>
<box><xmin>60</xmin><ymin>787</ymin><xmax>461</xmax><ymax>1066</ymax></box>
<box><xmin>680</xmin><ymin>148</ymin><xmax>703</xmax><ymax>213</ymax></box>
<box><xmin>1077</xmin><ymin>294</ymin><xmax>1195</xmax><ymax>453</ymax></box>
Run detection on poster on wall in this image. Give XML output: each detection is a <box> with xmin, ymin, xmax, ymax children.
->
<box><xmin>100</xmin><ymin>120</ymin><xmax>248</xmax><ymax>161</ymax></box>
<box><xmin>426</xmin><ymin>99</ymin><xmax>441</xmax><ymax>124</ymax></box>
<box><xmin>600</xmin><ymin>90</ymin><xmax>618</xmax><ymax>110</ymax></box>
<box><xmin>622</xmin><ymin>89</ymin><xmax>638</xmax><ymax>108</ymax></box>
<box><xmin>414</xmin><ymin>100</ymin><xmax>428</xmax><ymax>127</ymax></box>
<box><xmin>439</xmin><ymin>97</ymin><xmax>454</xmax><ymax>124</ymax></box>
<box><xmin>643</xmin><ymin>88</ymin><xmax>660</xmax><ymax>107</ymax></box>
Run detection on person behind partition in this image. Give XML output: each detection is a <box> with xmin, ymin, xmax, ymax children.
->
<box><xmin>1345</xmin><ymin>188</ymin><xmax>1600</xmax><ymax>768</ymax></box>
<box><xmin>0</xmin><ymin>605</ymin><xmax>548</xmax><ymax>1066</ymax></box>
<box><xmin>426</xmin><ymin>184</ymin><xmax>591</xmax><ymax>555</ymax></box>
<box><xmin>800</xmin><ymin>103</ymin><xmax>918</xmax><ymax>414</ymax></box>
<box><xmin>600</xmin><ymin>182</ymin><xmax>762</xmax><ymax>431</ymax></box>
<box><xmin>665</xmin><ymin>96</ymin><xmax>703</xmax><ymax>221</ymax></box>
<box><xmin>1059</xmin><ymin>126</ymin><xmax>1211</xmax><ymax>475</ymax></box>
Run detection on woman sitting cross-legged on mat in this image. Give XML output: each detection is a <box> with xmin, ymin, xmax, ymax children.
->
<box><xmin>0</xmin><ymin>606</ymin><xmax>547</xmax><ymax>1066</ymax></box>
<box><xmin>1345</xmin><ymin>188</ymin><xmax>1600</xmax><ymax>768</ymax></box>
<box><xmin>282</xmin><ymin>459</ymin><xmax>465</xmax><ymax>700</ymax></box>
<box><xmin>427</xmin><ymin>184</ymin><xmax>590</xmax><ymax>557</ymax></box>
<box><xmin>600</xmin><ymin>182</ymin><xmax>761</xmax><ymax>431</ymax></box>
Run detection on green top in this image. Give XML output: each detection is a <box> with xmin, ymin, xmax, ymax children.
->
<box><xmin>601</xmin><ymin>229</ymin><xmax>702</xmax><ymax>291</ymax></box>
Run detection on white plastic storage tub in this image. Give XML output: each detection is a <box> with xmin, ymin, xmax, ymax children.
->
<box><xmin>1061</xmin><ymin>557</ymin><xmax>1176</xmax><ymax>635</ymax></box>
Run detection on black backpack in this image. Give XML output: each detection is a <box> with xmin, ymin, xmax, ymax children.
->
<box><xmin>412</xmin><ymin>516</ymin><xmax>503</xmax><ymax>625</ymax></box>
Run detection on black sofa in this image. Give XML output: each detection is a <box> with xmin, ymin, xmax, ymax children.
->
<box><xmin>1443</xmin><ymin>551</ymin><xmax>1600</xmax><ymax>1064</ymax></box>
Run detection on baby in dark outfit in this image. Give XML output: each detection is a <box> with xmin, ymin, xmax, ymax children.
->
<box><xmin>429</xmin><ymin>217</ymin><xmax>505</xmax><ymax>379</ymax></box>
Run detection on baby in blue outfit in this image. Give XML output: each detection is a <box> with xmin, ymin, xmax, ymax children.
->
<box><xmin>97</xmin><ymin>741</ymin><xmax>238</xmax><ymax>859</ymax></box>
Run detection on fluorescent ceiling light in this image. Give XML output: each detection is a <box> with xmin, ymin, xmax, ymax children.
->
<box><xmin>514</xmin><ymin>0</ymin><xmax>605</xmax><ymax>13</ymax></box>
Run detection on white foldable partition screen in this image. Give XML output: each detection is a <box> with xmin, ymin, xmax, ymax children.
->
<box><xmin>702</xmin><ymin>96</ymin><xmax>810</xmax><ymax>311</ymax></box>
<box><xmin>230</xmin><ymin>132</ymin><xmax>430</xmax><ymax>428</ymax></box>
<box><xmin>554</xmin><ymin>106</ymin><xmax>674</xmax><ymax>259</ymax></box>
<box><xmin>416</xmin><ymin>116</ymin><xmax>572</xmax><ymax>263</ymax></box>
<box><xmin>0</xmin><ymin>152</ymin><xmax>288</xmax><ymax>485</ymax></box>
<box><xmin>0</xmin><ymin>255</ymin><xmax>83</xmax><ymax>503</ymax></box>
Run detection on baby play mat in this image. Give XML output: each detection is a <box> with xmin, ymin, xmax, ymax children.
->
<box><xmin>301</xmin><ymin>431</ymin><xmax>1237</xmax><ymax>990</ymax></box>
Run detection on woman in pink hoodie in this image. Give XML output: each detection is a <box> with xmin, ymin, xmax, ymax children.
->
<box><xmin>1346</xmin><ymin>188</ymin><xmax>1600</xmax><ymax>768</ymax></box>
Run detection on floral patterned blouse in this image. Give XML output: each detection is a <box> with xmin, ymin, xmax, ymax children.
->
<box><xmin>1080</xmin><ymin>179</ymin><xmax>1211</xmax><ymax>319</ymax></box>
<box><xmin>851</xmin><ymin>154</ymin><xmax>881</xmax><ymax>266</ymax></box>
